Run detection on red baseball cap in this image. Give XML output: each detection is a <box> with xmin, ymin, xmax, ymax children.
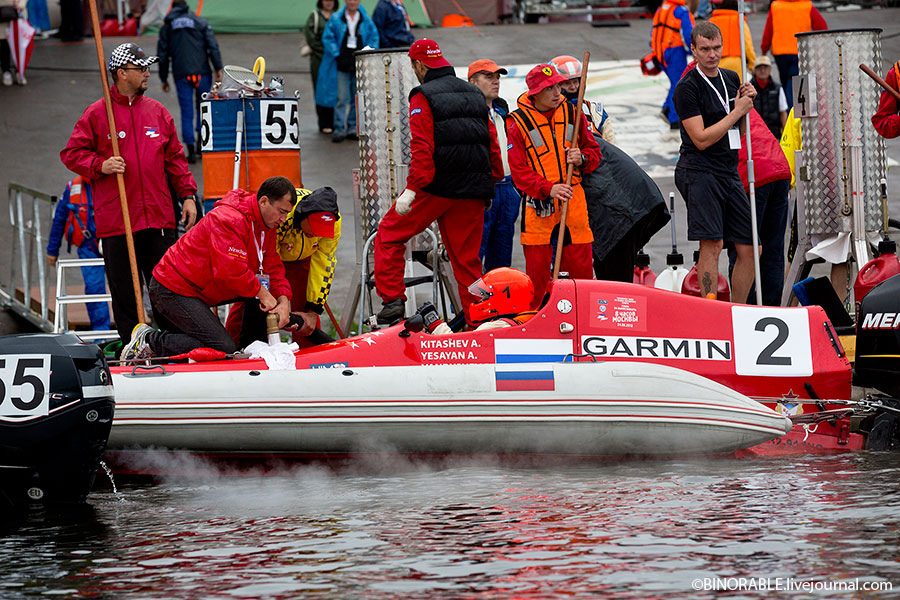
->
<box><xmin>467</xmin><ymin>59</ymin><xmax>508</xmax><ymax>80</ymax></box>
<box><xmin>525</xmin><ymin>63</ymin><xmax>567</xmax><ymax>96</ymax></box>
<box><xmin>306</xmin><ymin>212</ymin><xmax>337</xmax><ymax>238</ymax></box>
<box><xmin>408</xmin><ymin>39</ymin><xmax>451</xmax><ymax>69</ymax></box>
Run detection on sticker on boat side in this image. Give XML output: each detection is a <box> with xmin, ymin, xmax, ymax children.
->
<box><xmin>580</xmin><ymin>336</ymin><xmax>731</xmax><ymax>360</ymax></box>
<box><xmin>0</xmin><ymin>354</ymin><xmax>51</xmax><ymax>419</ymax></box>
<box><xmin>731</xmin><ymin>307</ymin><xmax>813</xmax><ymax>377</ymax></box>
<box><xmin>590</xmin><ymin>293</ymin><xmax>647</xmax><ymax>331</ymax></box>
<box><xmin>419</xmin><ymin>336</ymin><xmax>488</xmax><ymax>364</ymax></box>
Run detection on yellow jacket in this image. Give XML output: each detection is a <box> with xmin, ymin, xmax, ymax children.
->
<box><xmin>277</xmin><ymin>188</ymin><xmax>341</xmax><ymax>310</ymax></box>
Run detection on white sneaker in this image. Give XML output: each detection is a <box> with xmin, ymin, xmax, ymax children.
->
<box><xmin>15</xmin><ymin>73</ymin><xmax>26</xmax><ymax>86</ymax></box>
<box><xmin>1</xmin><ymin>72</ymin><xmax>12</xmax><ymax>87</ymax></box>
<box><xmin>121</xmin><ymin>323</ymin><xmax>155</xmax><ymax>363</ymax></box>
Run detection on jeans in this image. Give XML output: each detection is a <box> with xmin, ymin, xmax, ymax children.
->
<box><xmin>774</xmin><ymin>54</ymin><xmax>798</xmax><ymax>110</ymax></box>
<box><xmin>175</xmin><ymin>74</ymin><xmax>212</xmax><ymax>146</ymax></box>
<box><xmin>26</xmin><ymin>0</ymin><xmax>51</xmax><ymax>31</ymax></box>
<box><xmin>479</xmin><ymin>177</ymin><xmax>521</xmax><ymax>272</ymax></box>
<box><xmin>334</xmin><ymin>70</ymin><xmax>357</xmax><ymax>136</ymax></box>
<box><xmin>727</xmin><ymin>179</ymin><xmax>790</xmax><ymax>306</ymax></box>
<box><xmin>147</xmin><ymin>276</ymin><xmax>237</xmax><ymax>357</ymax></box>
<box><xmin>78</xmin><ymin>244</ymin><xmax>110</xmax><ymax>331</ymax></box>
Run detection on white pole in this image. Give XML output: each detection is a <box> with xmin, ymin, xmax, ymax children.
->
<box><xmin>738</xmin><ymin>0</ymin><xmax>762</xmax><ymax>305</ymax></box>
<box><xmin>232</xmin><ymin>110</ymin><xmax>244</xmax><ymax>190</ymax></box>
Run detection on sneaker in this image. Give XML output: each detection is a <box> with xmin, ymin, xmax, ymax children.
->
<box><xmin>121</xmin><ymin>323</ymin><xmax>155</xmax><ymax>363</ymax></box>
<box><xmin>321</xmin><ymin>127</ymin><xmax>333</xmax><ymax>134</ymax></box>
<box><xmin>331</xmin><ymin>133</ymin><xmax>345</xmax><ymax>143</ymax></box>
<box><xmin>347</xmin><ymin>132</ymin><xmax>359</xmax><ymax>141</ymax></box>
<box><xmin>15</xmin><ymin>73</ymin><xmax>26</xmax><ymax>86</ymax></box>
<box><xmin>376</xmin><ymin>299</ymin><xmax>405</xmax><ymax>324</ymax></box>
<box><xmin>1</xmin><ymin>72</ymin><xmax>12</xmax><ymax>86</ymax></box>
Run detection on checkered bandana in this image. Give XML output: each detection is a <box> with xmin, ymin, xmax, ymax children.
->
<box><xmin>108</xmin><ymin>43</ymin><xmax>159</xmax><ymax>72</ymax></box>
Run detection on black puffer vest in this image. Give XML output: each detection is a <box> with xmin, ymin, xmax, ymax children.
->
<box><xmin>411</xmin><ymin>66</ymin><xmax>493</xmax><ymax>200</ymax></box>
<box><xmin>751</xmin><ymin>77</ymin><xmax>784</xmax><ymax>138</ymax></box>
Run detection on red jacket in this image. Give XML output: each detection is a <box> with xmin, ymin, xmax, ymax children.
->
<box><xmin>152</xmin><ymin>189</ymin><xmax>291</xmax><ymax>306</ymax></box>
<box><xmin>739</xmin><ymin>109</ymin><xmax>791</xmax><ymax>191</ymax></box>
<box><xmin>60</xmin><ymin>85</ymin><xmax>197</xmax><ymax>238</ymax></box>
<box><xmin>872</xmin><ymin>64</ymin><xmax>900</xmax><ymax>139</ymax></box>
<box><xmin>406</xmin><ymin>92</ymin><xmax>505</xmax><ymax>195</ymax></box>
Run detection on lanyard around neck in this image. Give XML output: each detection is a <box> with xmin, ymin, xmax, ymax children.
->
<box><xmin>252</xmin><ymin>224</ymin><xmax>265</xmax><ymax>272</ymax></box>
<box><xmin>698</xmin><ymin>69</ymin><xmax>730</xmax><ymax>114</ymax></box>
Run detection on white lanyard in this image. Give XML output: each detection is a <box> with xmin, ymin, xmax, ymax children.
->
<box><xmin>252</xmin><ymin>225</ymin><xmax>265</xmax><ymax>273</ymax></box>
<box><xmin>698</xmin><ymin>69</ymin><xmax>730</xmax><ymax>114</ymax></box>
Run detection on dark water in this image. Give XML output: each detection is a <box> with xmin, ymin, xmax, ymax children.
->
<box><xmin>2</xmin><ymin>453</ymin><xmax>899</xmax><ymax>598</ymax></box>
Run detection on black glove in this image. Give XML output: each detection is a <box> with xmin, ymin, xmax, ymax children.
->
<box><xmin>526</xmin><ymin>195</ymin><xmax>556</xmax><ymax>218</ymax></box>
<box><xmin>415</xmin><ymin>302</ymin><xmax>443</xmax><ymax>334</ymax></box>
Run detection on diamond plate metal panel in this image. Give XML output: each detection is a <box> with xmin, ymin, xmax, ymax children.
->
<box><xmin>355</xmin><ymin>49</ymin><xmax>418</xmax><ymax>243</ymax></box>
<box><xmin>797</xmin><ymin>29</ymin><xmax>886</xmax><ymax>236</ymax></box>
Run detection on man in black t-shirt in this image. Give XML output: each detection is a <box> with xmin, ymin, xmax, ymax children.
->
<box><xmin>672</xmin><ymin>20</ymin><xmax>757</xmax><ymax>303</ymax></box>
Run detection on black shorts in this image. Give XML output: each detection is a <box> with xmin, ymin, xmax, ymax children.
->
<box><xmin>675</xmin><ymin>166</ymin><xmax>753</xmax><ymax>245</ymax></box>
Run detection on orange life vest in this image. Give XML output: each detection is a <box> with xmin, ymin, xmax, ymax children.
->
<box><xmin>894</xmin><ymin>60</ymin><xmax>900</xmax><ymax>83</ymax></box>
<box><xmin>770</xmin><ymin>0</ymin><xmax>812</xmax><ymax>56</ymax></box>
<box><xmin>708</xmin><ymin>9</ymin><xmax>743</xmax><ymax>58</ymax></box>
<box><xmin>64</xmin><ymin>176</ymin><xmax>95</xmax><ymax>251</ymax></box>
<box><xmin>509</xmin><ymin>94</ymin><xmax>593</xmax><ymax>246</ymax></box>
<box><xmin>651</xmin><ymin>0</ymin><xmax>692</xmax><ymax>64</ymax></box>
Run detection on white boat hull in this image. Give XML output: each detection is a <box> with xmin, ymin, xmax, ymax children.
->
<box><xmin>109</xmin><ymin>361</ymin><xmax>791</xmax><ymax>457</ymax></box>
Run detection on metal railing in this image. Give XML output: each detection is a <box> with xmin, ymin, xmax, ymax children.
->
<box><xmin>52</xmin><ymin>257</ymin><xmax>117</xmax><ymax>341</ymax></box>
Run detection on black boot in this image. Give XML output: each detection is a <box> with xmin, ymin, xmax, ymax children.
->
<box><xmin>186</xmin><ymin>145</ymin><xmax>197</xmax><ymax>164</ymax></box>
<box><xmin>376</xmin><ymin>299</ymin><xmax>405</xmax><ymax>324</ymax></box>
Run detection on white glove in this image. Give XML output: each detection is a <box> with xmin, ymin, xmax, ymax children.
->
<box><xmin>432</xmin><ymin>322</ymin><xmax>452</xmax><ymax>335</ymax></box>
<box><xmin>395</xmin><ymin>189</ymin><xmax>416</xmax><ymax>216</ymax></box>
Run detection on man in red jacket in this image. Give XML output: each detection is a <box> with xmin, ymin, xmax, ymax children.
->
<box><xmin>121</xmin><ymin>176</ymin><xmax>295</xmax><ymax>362</ymax></box>
<box><xmin>872</xmin><ymin>59</ymin><xmax>900</xmax><ymax>139</ymax></box>
<box><xmin>61</xmin><ymin>43</ymin><xmax>198</xmax><ymax>344</ymax></box>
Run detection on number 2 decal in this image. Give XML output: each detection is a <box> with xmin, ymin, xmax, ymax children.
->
<box><xmin>732</xmin><ymin>307</ymin><xmax>812</xmax><ymax>377</ymax></box>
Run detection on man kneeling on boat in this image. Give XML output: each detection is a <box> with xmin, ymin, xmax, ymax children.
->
<box><xmin>420</xmin><ymin>267</ymin><xmax>537</xmax><ymax>334</ymax></box>
<box><xmin>120</xmin><ymin>176</ymin><xmax>296</xmax><ymax>363</ymax></box>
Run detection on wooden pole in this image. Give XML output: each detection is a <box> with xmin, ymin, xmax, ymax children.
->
<box><xmin>860</xmin><ymin>63</ymin><xmax>900</xmax><ymax>102</ymax></box>
<box><xmin>552</xmin><ymin>51</ymin><xmax>590</xmax><ymax>280</ymax></box>
<box><xmin>87</xmin><ymin>0</ymin><xmax>146</xmax><ymax>325</ymax></box>
<box><xmin>323</xmin><ymin>301</ymin><xmax>346</xmax><ymax>339</ymax></box>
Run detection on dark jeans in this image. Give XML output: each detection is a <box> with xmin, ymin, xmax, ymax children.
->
<box><xmin>727</xmin><ymin>179</ymin><xmax>790</xmax><ymax>306</ymax></box>
<box><xmin>175</xmin><ymin>74</ymin><xmax>212</xmax><ymax>146</ymax></box>
<box><xmin>101</xmin><ymin>228</ymin><xmax>177</xmax><ymax>341</ymax></box>
<box><xmin>774</xmin><ymin>54</ymin><xmax>799</xmax><ymax>110</ymax></box>
<box><xmin>147</xmin><ymin>276</ymin><xmax>237</xmax><ymax>357</ymax></box>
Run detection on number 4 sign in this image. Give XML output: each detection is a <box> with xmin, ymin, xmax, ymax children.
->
<box><xmin>732</xmin><ymin>307</ymin><xmax>813</xmax><ymax>377</ymax></box>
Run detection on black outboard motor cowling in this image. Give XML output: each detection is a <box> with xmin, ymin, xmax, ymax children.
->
<box><xmin>0</xmin><ymin>334</ymin><xmax>115</xmax><ymax>508</ymax></box>
<box><xmin>854</xmin><ymin>273</ymin><xmax>900</xmax><ymax>397</ymax></box>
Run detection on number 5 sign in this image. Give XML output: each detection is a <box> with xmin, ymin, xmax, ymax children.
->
<box><xmin>0</xmin><ymin>354</ymin><xmax>51</xmax><ymax>418</ymax></box>
<box><xmin>732</xmin><ymin>307</ymin><xmax>813</xmax><ymax>377</ymax></box>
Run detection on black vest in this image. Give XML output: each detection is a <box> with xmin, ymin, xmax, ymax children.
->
<box><xmin>752</xmin><ymin>78</ymin><xmax>783</xmax><ymax>138</ymax></box>
<box><xmin>410</xmin><ymin>67</ymin><xmax>493</xmax><ymax>200</ymax></box>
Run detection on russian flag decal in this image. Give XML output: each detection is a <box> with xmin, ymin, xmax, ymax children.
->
<box><xmin>494</xmin><ymin>339</ymin><xmax>573</xmax><ymax>392</ymax></box>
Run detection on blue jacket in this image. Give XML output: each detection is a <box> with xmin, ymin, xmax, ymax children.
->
<box><xmin>315</xmin><ymin>6</ymin><xmax>380</xmax><ymax>108</ymax></box>
<box><xmin>47</xmin><ymin>179</ymin><xmax>98</xmax><ymax>255</ymax></box>
<box><xmin>157</xmin><ymin>4</ymin><xmax>223</xmax><ymax>82</ymax></box>
<box><xmin>372</xmin><ymin>0</ymin><xmax>414</xmax><ymax>48</ymax></box>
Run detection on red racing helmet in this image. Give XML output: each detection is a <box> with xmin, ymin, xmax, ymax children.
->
<box><xmin>466</xmin><ymin>268</ymin><xmax>535</xmax><ymax>323</ymax></box>
<box><xmin>550</xmin><ymin>55</ymin><xmax>581</xmax><ymax>80</ymax></box>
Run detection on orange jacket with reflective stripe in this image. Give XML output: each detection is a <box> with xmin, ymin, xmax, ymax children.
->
<box><xmin>651</xmin><ymin>0</ymin><xmax>690</xmax><ymax>63</ymax></box>
<box><xmin>770</xmin><ymin>0</ymin><xmax>812</xmax><ymax>55</ymax></box>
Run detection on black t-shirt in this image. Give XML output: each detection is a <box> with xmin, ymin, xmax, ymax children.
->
<box><xmin>673</xmin><ymin>67</ymin><xmax>741</xmax><ymax>174</ymax></box>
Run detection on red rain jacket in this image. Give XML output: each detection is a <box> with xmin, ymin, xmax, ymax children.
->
<box><xmin>60</xmin><ymin>85</ymin><xmax>197</xmax><ymax>238</ymax></box>
<box><xmin>153</xmin><ymin>189</ymin><xmax>291</xmax><ymax>306</ymax></box>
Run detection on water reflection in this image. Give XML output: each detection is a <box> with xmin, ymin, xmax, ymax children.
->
<box><xmin>2</xmin><ymin>454</ymin><xmax>898</xmax><ymax>598</ymax></box>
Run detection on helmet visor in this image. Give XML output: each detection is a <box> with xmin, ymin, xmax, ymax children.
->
<box><xmin>467</xmin><ymin>277</ymin><xmax>491</xmax><ymax>299</ymax></box>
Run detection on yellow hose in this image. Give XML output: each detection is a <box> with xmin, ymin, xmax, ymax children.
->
<box><xmin>253</xmin><ymin>57</ymin><xmax>266</xmax><ymax>85</ymax></box>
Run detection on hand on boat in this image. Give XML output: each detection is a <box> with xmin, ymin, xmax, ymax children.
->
<box><xmin>288</xmin><ymin>311</ymin><xmax>317</xmax><ymax>335</ymax></box>
<box><xmin>101</xmin><ymin>156</ymin><xmax>125</xmax><ymax>175</ymax></box>
<box><xmin>257</xmin><ymin>287</ymin><xmax>278</xmax><ymax>312</ymax></box>
<box><xmin>273</xmin><ymin>296</ymin><xmax>292</xmax><ymax>329</ymax></box>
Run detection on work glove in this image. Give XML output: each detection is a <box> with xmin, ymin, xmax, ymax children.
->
<box><xmin>395</xmin><ymin>189</ymin><xmax>416</xmax><ymax>216</ymax></box>
<box><xmin>526</xmin><ymin>195</ymin><xmax>556</xmax><ymax>218</ymax></box>
<box><xmin>415</xmin><ymin>301</ymin><xmax>445</xmax><ymax>334</ymax></box>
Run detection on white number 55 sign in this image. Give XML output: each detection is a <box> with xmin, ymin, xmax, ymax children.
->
<box><xmin>0</xmin><ymin>354</ymin><xmax>51</xmax><ymax>418</ymax></box>
<box><xmin>732</xmin><ymin>307</ymin><xmax>813</xmax><ymax>377</ymax></box>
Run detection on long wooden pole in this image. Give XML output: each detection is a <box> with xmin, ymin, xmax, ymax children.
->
<box><xmin>87</xmin><ymin>0</ymin><xmax>146</xmax><ymax>325</ymax></box>
<box><xmin>552</xmin><ymin>51</ymin><xmax>590</xmax><ymax>280</ymax></box>
<box><xmin>860</xmin><ymin>63</ymin><xmax>900</xmax><ymax>102</ymax></box>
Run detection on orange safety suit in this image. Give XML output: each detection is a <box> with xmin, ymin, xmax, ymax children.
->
<box><xmin>708</xmin><ymin>9</ymin><xmax>756</xmax><ymax>80</ymax></box>
<box><xmin>769</xmin><ymin>0</ymin><xmax>812</xmax><ymax>55</ymax></box>
<box><xmin>651</xmin><ymin>0</ymin><xmax>691</xmax><ymax>64</ymax></box>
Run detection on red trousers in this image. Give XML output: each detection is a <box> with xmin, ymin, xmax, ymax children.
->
<box><xmin>225</xmin><ymin>260</ymin><xmax>320</xmax><ymax>348</ymax></box>
<box><xmin>374</xmin><ymin>193</ymin><xmax>485</xmax><ymax>316</ymax></box>
<box><xmin>523</xmin><ymin>242</ymin><xmax>593</xmax><ymax>307</ymax></box>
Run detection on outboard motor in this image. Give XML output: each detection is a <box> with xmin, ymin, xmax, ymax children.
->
<box><xmin>854</xmin><ymin>273</ymin><xmax>900</xmax><ymax>397</ymax></box>
<box><xmin>0</xmin><ymin>334</ymin><xmax>115</xmax><ymax>509</ymax></box>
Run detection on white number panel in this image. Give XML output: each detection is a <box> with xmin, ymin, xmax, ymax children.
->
<box><xmin>260</xmin><ymin>100</ymin><xmax>300</xmax><ymax>150</ymax></box>
<box><xmin>199</xmin><ymin>102</ymin><xmax>212</xmax><ymax>152</ymax></box>
<box><xmin>732</xmin><ymin>307</ymin><xmax>812</xmax><ymax>377</ymax></box>
<box><xmin>0</xmin><ymin>354</ymin><xmax>51</xmax><ymax>418</ymax></box>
